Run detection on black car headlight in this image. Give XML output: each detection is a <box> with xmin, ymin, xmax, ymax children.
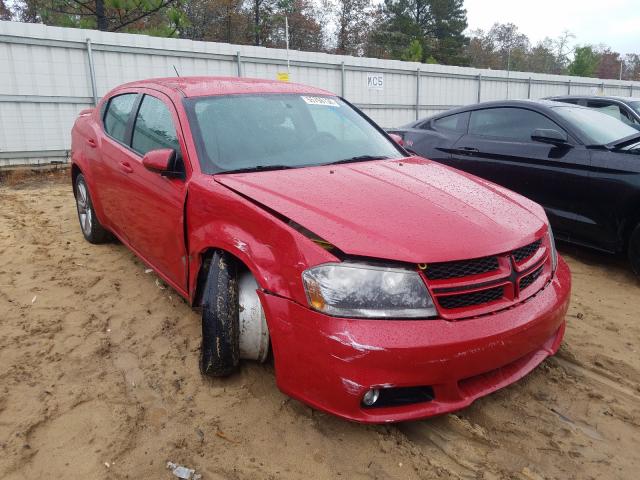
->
<box><xmin>302</xmin><ymin>262</ymin><xmax>437</xmax><ymax>318</ymax></box>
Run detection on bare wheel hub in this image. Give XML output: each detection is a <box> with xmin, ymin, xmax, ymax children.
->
<box><xmin>238</xmin><ymin>271</ymin><xmax>269</xmax><ymax>362</ymax></box>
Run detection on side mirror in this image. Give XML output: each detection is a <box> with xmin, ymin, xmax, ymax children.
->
<box><xmin>531</xmin><ymin>129</ymin><xmax>569</xmax><ymax>146</ymax></box>
<box><xmin>142</xmin><ymin>148</ymin><xmax>176</xmax><ymax>174</ymax></box>
<box><xmin>388</xmin><ymin>133</ymin><xmax>404</xmax><ymax>147</ymax></box>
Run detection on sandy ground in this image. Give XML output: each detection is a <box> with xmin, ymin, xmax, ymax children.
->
<box><xmin>1</xmin><ymin>175</ymin><xmax>639</xmax><ymax>480</ymax></box>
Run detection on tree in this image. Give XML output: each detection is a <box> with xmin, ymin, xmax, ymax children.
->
<box><xmin>271</xmin><ymin>0</ymin><xmax>325</xmax><ymax>52</ymax></box>
<box><xmin>426</xmin><ymin>0</ymin><xmax>468</xmax><ymax>65</ymax></box>
<box><xmin>180</xmin><ymin>0</ymin><xmax>248</xmax><ymax>43</ymax></box>
<box><xmin>369</xmin><ymin>0</ymin><xmax>467</xmax><ymax>64</ymax></box>
<box><xmin>14</xmin><ymin>0</ymin><xmax>184</xmax><ymax>34</ymax></box>
<box><xmin>623</xmin><ymin>54</ymin><xmax>640</xmax><ymax>81</ymax></box>
<box><xmin>596</xmin><ymin>47</ymin><xmax>623</xmax><ymax>80</ymax></box>
<box><xmin>568</xmin><ymin>45</ymin><xmax>600</xmax><ymax>77</ymax></box>
<box><xmin>0</xmin><ymin>0</ymin><xmax>12</xmax><ymax>20</ymax></box>
<box><xmin>333</xmin><ymin>0</ymin><xmax>372</xmax><ymax>56</ymax></box>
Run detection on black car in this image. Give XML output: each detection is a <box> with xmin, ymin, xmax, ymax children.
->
<box><xmin>547</xmin><ymin>95</ymin><xmax>640</xmax><ymax>130</ymax></box>
<box><xmin>389</xmin><ymin>100</ymin><xmax>640</xmax><ymax>273</ymax></box>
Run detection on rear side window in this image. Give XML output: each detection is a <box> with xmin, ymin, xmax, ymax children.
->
<box><xmin>104</xmin><ymin>94</ymin><xmax>137</xmax><ymax>143</ymax></box>
<box><xmin>469</xmin><ymin>107</ymin><xmax>560</xmax><ymax>141</ymax></box>
<box><xmin>431</xmin><ymin>112</ymin><xmax>468</xmax><ymax>133</ymax></box>
<box><xmin>131</xmin><ymin>95</ymin><xmax>181</xmax><ymax>156</ymax></box>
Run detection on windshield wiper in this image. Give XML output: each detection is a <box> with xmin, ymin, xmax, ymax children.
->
<box><xmin>326</xmin><ymin>155</ymin><xmax>390</xmax><ymax>166</ymax></box>
<box><xmin>216</xmin><ymin>165</ymin><xmax>294</xmax><ymax>174</ymax></box>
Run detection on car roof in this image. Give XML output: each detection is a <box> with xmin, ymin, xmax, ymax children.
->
<box><xmin>406</xmin><ymin>99</ymin><xmax>574</xmax><ymax>126</ymax></box>
<box><xmin>116</xmin><ymin>76</ymin><xmax>334</xmax><ymax>98</ymax></box>
<box><xmin>548</xmin><ymin>95</ymin><xmax>640</xmax><ymax>102</ymax></box>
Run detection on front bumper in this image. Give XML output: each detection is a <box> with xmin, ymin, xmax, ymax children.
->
<box><xmin>260</xmin><ymin>257</ymin><xmax>571</xmax><ymax>423</ymax></box>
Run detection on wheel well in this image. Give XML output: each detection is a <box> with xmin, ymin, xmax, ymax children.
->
<box><xmin>71</xmin><ymin>164</ymin><xmax>81</xmax><ymax>195</ymax></box>
<box><xmin>623</xmin><ymin>210</ymin><xmax>640</xmax><ymax>251</ymax></box>
<box><xmin>193</xmin><ymin>248</ymin><xmax>251</xmax><ymax>307</ymax></box>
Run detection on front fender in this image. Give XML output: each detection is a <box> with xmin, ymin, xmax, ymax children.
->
<box><xmin>186</xmin><ymin>176</ymin><xmax>337</xmax><ymax>305</ymax></box>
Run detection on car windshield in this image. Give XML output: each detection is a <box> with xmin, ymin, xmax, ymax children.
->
<box><xmin>630</xmin><ymin>101</ymin><xmax>640</xmax><ymax>116</ymax></box>
<box><xmin>552</xmin><ymin>105</ymin><xmax>638</xmax><ymax>145</ymax></box>
<box><xmin>184</xmin><ymin>94</ymin><xmax>402</xmax><ymax>174</ymax></box>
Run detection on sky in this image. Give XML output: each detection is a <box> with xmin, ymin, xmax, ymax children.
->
<box><xmin>464</xmin><ymin>0</ymin><xmax>640</xmax><ymax>55</ymax></box>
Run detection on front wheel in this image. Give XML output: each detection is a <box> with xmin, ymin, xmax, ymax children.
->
<box><xmin>74</xmin><ymin>173</ymin><xmax>110</xmax><ymax>244</ymax></box>
<box><xmin>628</xmin><ymin>223</ymin><xmax>640</xmax><ymax>276</ymax></box>
<box><xmin>200</xmin><ymin>251</ymin><xmax>240</xmax><ymax>376</ymax></box>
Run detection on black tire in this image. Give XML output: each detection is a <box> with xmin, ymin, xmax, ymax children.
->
<box><xmin>200</xmin><ymin>251</ymin><xmax>240</xmax><ymax>376</ymax></box>
<box><xmin>74</xmin><ymin>173</ymin><xmax>110</xmax><ymax>244</ymax></box>
<box><xmin>628</xmin><ymin>223</ymin><xmax>640</xmax><ymax>276</ymax></box>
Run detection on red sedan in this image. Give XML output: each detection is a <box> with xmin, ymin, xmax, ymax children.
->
<box><xmin>70</xmin><ymin>77</ymin><xmax>571</xmax><ymax>423</ymax></box>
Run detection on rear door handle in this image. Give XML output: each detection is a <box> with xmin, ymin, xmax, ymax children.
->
<box><xmin>119</xmin><ymin>161</ymin><xmax>134</xmax><ymax>173</ymax></box>
<box><xmin>86</xmin><ymin>138</ymin><xmax>97</xmax><ymax>148</ymax></box>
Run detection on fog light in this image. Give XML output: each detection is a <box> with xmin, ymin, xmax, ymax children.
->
<box><xmin>362</xmin><ymin>388</ymin><xmax>380</xmax><ymax>406</ymax></box>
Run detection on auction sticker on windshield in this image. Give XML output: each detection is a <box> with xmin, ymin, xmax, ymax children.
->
<box><xmin>301</xmin><ymin>96</ymin><xmax>340</xmax><ymax>107</ymax></box>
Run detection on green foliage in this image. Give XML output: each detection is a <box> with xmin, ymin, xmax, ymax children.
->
<box><xmin>569</xmin><ymin>45</ymin><xmax>600</xmax><ymax>77</ymax></box>
<box><xmin>13</xmin><ymin>0</ymin><xmax>184</xmax><ymax>34</ymax></box>
<box><xmin>401</xmin><ymin>39</ymin><xmax>423</xmax><ymax>62</ymax></box>
<box><xmin>369</xmin><ymin>0</ymin><xmax>468</xmax><ymax>65</ymax></box>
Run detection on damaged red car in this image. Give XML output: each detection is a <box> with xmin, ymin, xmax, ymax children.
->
<box><xmin>71</xmin><ymin>77</ymin><xmax>571</xmax><ymax>423</ymax></box>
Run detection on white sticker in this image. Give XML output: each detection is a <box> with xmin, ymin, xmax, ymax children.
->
<box><xmin>367</xmin><ymin>73</ymin><xmax>384</xmax><ymax>90</ymax></box>
<box><xmin>301</xmin><ymin>96</ymin><xmax>340</xmax><ymax>107</ymax></box>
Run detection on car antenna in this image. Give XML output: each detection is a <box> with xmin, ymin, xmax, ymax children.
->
<box><xmin>173</xmin><ymin>65</ymin><xmax>180</xmax><ymax>77</ymax></box>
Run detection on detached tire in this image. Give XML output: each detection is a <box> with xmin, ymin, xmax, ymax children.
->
<box><xmin>74</xmin><ymin>173</ymin><xmax>110</xmax><ymax>244</ymax></box>
<box><xmin>200</xmin><ymin>251</ymin><xmax>240</xmax><ymax>376</ymax></box>
<box><xmin>629</xmin><ymin>223</ymin><xmax>640</xmax><ymax>276</ymax></box>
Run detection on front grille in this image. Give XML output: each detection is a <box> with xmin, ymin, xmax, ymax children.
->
<box><xmin>520</xmin><ymin>266</ymin><xmax>543</xmax><ymax>291</ymax></box>
<box><xmin>438</xmin><ymin>286</ymin><xmax>504</xmax><ymax>310</ymax></box>
<box><xmin>424</xmin><ymin>256</ymin><xmax>499</xmax><ymax>280</ymax></box>
<box><xmin>512</xmin><ymin>239</ymin><xmax>541</xmax><ymax>263</ymax></box>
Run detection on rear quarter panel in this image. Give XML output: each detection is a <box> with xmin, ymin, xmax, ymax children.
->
<box><xmin>71</xmin><ymin>106</ymin><xmax>111</xmax><ymax>227</ymax></box>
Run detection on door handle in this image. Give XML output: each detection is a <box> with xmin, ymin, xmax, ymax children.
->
<box><xmin>119</xmin><ymin>161</ymin><xmax>134</xmax><ymax>173</ymax></box>
<box><xmin>460</xmin><ymin>147</ymin><xmax>479</xmax><ymax>154</ymax></box>
<box><xmin>86</xmin><ymin>138</ymin><xmax>97</xmax><ymax>148</ymax></box>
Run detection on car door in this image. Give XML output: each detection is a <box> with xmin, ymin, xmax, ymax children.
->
<box><xmin>115</xmin><ymin>91</ymin><xmax>190</xmax><ymax>292</ymax></box>
<box><xmin>447</xmin><ymin>107</ymin><xmax>591</xmax><ymax>239</ymax></box>
<box><xmin>97</xmin><ymin>92</ymin><xmax>140</xmax><ymax>236</ymax></box>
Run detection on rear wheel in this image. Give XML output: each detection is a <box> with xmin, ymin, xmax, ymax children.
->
<box><xmin>628</xmin><ymin>223</ymin><xmax>640</xmax><ymax>276</ymax></box>
<box><xmin>74</xmin><ymin>173</ymin><xmax>110</xmax><ymax>244</ymax></box>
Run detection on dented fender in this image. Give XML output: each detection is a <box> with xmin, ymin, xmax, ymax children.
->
<box><xmin>186</xmin><ymin>176</ymin><xmax>337</xmax><ymax>305</ymax></box>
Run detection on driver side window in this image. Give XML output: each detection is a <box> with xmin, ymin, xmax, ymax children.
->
<box><xmin>131</xmin><ymin>95</ymin><xmax>184</xmax><ymax>171</ymax></box>
<box><xmin>469</xmin><ymin>107</ymin><xmax>562</xmax><ymax>142</ymax></box>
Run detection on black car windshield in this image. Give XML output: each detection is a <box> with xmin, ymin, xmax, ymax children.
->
<box><xmin>552</xmin><ymin>105</ymin><xmax>638</xmax><ymax>145</ymax></box>
<box><xmin>184</xmin><ymin>94</ymin><xmax>402</xmax><ymax>174</ymax></box>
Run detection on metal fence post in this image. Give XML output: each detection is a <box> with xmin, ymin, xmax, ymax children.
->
<box><xmin>236</xmin><ymin>51</ymin><xmax>242</xmax><ymax>77</ymax></box>
<box><xmin>528</xmin><ymin>77</ymin><xmax>532</xmax><ymax>98</ymax></box>
<box><xmin>567</xmin><ymin>80</ymin><xmax>571</xmax><ymax>95</ymax></box>
<box><xmin>341</xmin><ymin>62</ymin><xmax>345</xmax><ymax>98</ymax></box>
<box><xmin>85</xmin><ymin>38</ymin><xmax>98</xmax><ymax>106</ymax></box>
<box><xmin>601</xmin><ymin>82</ymin><xmax>605</xmax><ymax>94</ymax></box>
<box><xmin>477</xmin><ymin>74</ymin><xmax>482</xmax><ymax>103</ymax></box>
<box><xmin>415</xmin><ymin>67</ymin><xmax>420</xmax><ymax>120</ymax></box>
<box><xmin>631</xmin><ymin>84</ymin><xmax>634</xmax><ymax>97</ymax></box>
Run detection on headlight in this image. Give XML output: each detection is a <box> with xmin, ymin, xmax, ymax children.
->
<box><xmin>302</xmin><ymin>262</ymin><xmax>437</xmax><ymax>318</ymax></box>
<box><xmin>547</xmin><ymin>225</ymin><xmax>558</xmax><ymax>273</ymax></box>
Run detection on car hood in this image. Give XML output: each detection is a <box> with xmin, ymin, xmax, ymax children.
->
<box><xmin>215</xmin><ymin>157</ymin><xmax>547</xmax><ymax>263</ymax></box>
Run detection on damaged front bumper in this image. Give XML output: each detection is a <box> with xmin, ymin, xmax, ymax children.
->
<box><xmin>259</xmin><ymin>257</ymin><xmax>571</xmax><ymax>423</ymax></box>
